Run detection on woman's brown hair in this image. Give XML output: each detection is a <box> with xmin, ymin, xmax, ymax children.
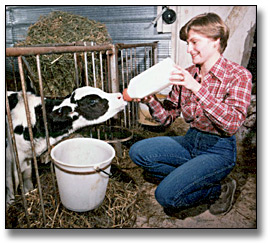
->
<box><xmin>180</xmin><ymin>12</ymin><xmax>229</xmax><ymax>54</ymax></box>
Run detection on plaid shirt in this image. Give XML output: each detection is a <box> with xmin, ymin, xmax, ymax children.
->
<box><xmin>148</xmin><ymin>56</ymin><xmax>252</xmax><ymax>136</ymax></box>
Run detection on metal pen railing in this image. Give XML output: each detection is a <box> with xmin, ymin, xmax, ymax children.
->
<box><xmin>5</xmin><ymin>41</ymin><xmax>158</xmax><ymax>227</ymax></box>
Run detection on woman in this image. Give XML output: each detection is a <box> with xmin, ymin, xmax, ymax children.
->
<box><xmin>129</xmin><ymin>13</ymin><xmax>252</xmax><ymax>218</ymax></box>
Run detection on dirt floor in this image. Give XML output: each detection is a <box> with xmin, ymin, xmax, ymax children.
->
<box><xmin>135</xmin><ymin>119</ymin><xmax>257</xmax><ymax>228</ymax></box>
<box><xmin>134</xmin><ymin>173</ymin><xmax>256</xmax><ymax>228</ymax></box>
<box><xmin>119</xmin><ymin>118</ymin><xmax>257</xmax><ymax>228</ymax></box>
<box><xmin>6</xmin><ymin>118</ymin><xmax>257</xmax><ymax>228</ymax></box>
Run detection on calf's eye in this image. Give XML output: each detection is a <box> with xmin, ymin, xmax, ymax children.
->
<box><xmin>89</xmin><ymin>99</ymin><xmax>98</xmax><ymax>106</ymax></box>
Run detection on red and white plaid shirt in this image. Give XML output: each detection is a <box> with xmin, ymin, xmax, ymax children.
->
<box><xmin>147</xmin><ymin>56</ymin><xmax>252</xmax><ymax>136</ymax></box>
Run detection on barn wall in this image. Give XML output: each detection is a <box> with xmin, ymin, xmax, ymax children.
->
<box><xmin>5</xmin><ymin>5</ymin><xmax>172</xmax><ymax>61</ymax></box>
<box><xmin>169</xmin><ymin>6</ymin><xmax>256</xmax><ymax>68</ymax></box>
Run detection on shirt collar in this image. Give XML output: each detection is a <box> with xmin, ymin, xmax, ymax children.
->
<box><xmin>208</xmin><ymin>55</ymin><xmax>227</xmax><ymax>82</ymax></box>
<box><xmin>191</xmin><ymin>55</ymin><xmax>227</xmax><ymax>82</ymax></box>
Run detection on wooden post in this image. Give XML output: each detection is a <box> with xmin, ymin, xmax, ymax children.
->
<box><xmin>109</xmin><ymin>44</ymin><xmax>119</xmax><ymax>93</ymax></box>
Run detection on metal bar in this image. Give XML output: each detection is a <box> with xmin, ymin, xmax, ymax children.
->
<box><xmin>97</xmin><ymin>128</ymin><xmax>100</xmax><ymax>140</ymax></box>
<box><xmin>120</xmin><ymin>49</ymin><xmax>127</xmax><ymax>128</ymax></box>
<box><xmin>99</xmin><ymin>51</ymin><xmax>104</xmax><ymax>91</ymax></box>
<box><xmin>5</xmin><ymin>91</ymin><xmax>30</xmax><ymax>228</ymax></box>
<box><xmin>129</xmin><ymin>49</ymin><xmax>135</xmax><ymax>127</ymax></box>
<box><xmin>129</xmin><ymin>48</ymin><xmax>133</xmax><ymax>80</ymax></box>
<box><xmin>6</xmin><ymin>44</ymin><xmax>114</xmax><ymax>57</ymax></box>
<box><xmin>83</xmin><ymin>42</ymin><xmax>89</xmax><ymax>86</ymax></box>
<box><xmin>21</xmin><ymin>57</ymin><xmax>38</xmax><ymax>92</ymax></box>
<box><xmin>125</xmin><ymin>50</ymin><xmax>129</xmax><ymax>84</ymax></box>
<box><xmin>106</xmin><ymin>51</ymin><xmax>111</xmax><ymax>93</ymax></box>
<box><xmin>147</xmin><ymin>47</ymin><xmax>150</xmax><ymax>68</ymax></box>
<box><xmin>150</xmin><ymin>47</ymin><xmax>153</xmax><ymax>66</ymax></box>
<box><xmin>144</xmin><ymin>47</ymin><xmax>147</xmax><ymax>70</ymax></box>
<box><xmin>36</xmin><ymin>54</ymin><xmax>58</xmax><ymax>205</ymax></box>
<box><xmin>116</xmin><ymin>42</ymin><xmax>158</xmax><ymax>49</ymax></box>
<box><xmin>6</xmin><ymin>42</ymin><xmax>158</xmax><ymax>57</ymax></box>
<box><xmin>73</xmin><ymin>53</ymin><xmax>79</xmax><ymax>87</ymax></box>
<box><xmin>149</xmin><ymin>46</ymin><xmax>153</xmax><ymax>67</ymax></box>
<box><xmin>91</xmin><ymin>51</ymin><xmax>97</xmax><ymax>87</ymax></box>
<box><xmin>18</xmin><ymin>56</ymin><xmax>47</xmax><ymax>226</ymax></box>
<box><xmin>104</xmin><ymin>126</ymin><xmax>108</xmax><ymax>140</ymax></box>
<box><xmin>109</xmin><ymin>45</ymin><xmax>120</xmax><ymax>123</ymax></box>
<box><xmin>133</xmin><ymin>48</ymin><xmax>139</xmax><ymax>126</ymax></box>
<box><xmin>120</xmin><ymin>49</ymin><xmax>125</xmax><ymax>87</ymax></box>
<box><xmin>152</xmin><ymin>42</ymin><xmax>158</xmax><ymax>64</ymax></box>
<box><xmin>14</xmin><ymin>41</ymin><xmax>97</xmax><ymax>47</ymax></box>
<box><xmin>134</xmin><ymin>48</ymin><xmax>137</xmax><ymax>76</ymax></box>
<box><xmin>36</xmin><ymin>54</ymin><xmax>50</xmax><ymax>162</ymax></box>
<box><xmin>125</xmin><ymin>50</ymin><xmax>131</xmax><ymax>129</ymax></box>
<box><xmin>109</xmin><ymin>45</ymin><xmax>119</xmax><ymax>93</ymax></box>
<box><xmin>11</xmin><ymin>57</ymin><xmax>18</xmax><ymax>91</ymax></box>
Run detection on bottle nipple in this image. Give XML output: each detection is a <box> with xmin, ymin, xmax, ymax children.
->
<box><xmin>123</xmin><ymin>88</ymin><xmax>132</xmax><ymax>102</ymax></box>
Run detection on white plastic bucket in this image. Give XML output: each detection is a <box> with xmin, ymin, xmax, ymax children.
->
<box><xmin>50</xmin><ymin>138</ymin><xmax>115</xmax><ymax>212</ymax></box>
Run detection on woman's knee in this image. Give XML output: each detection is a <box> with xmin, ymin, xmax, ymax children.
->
<box><xmin>129</xmin><ymin>137</ymin><xmax>161</xmax><ymax>163</ymax></box>
<box><xmin>129</xmin><ymin>139</ymin><xmax>149</xmax><ymax>166</ymax></box>
<box><xmin>155</xmin><ymin>183</ymin><xmax>179</xmax><ymax>209</ymax></box>
<box><xmin>129</xmin><ymin>142</ymin><xmax>138</xmax><ymax>163</ymax></box>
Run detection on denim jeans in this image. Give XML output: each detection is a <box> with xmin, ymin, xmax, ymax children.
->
<box><xmin>129</xmin><ymin>128</ymin><xmax>236</xmax><ymax>210</ymax></box>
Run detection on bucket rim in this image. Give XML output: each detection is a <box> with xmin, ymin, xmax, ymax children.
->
<box><xmin>50</xmin><ymin>138</ymin><xmax>115</xmax><ymax>169</ymax></box>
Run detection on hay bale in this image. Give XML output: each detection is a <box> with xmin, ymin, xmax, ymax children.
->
<box><xmin>16</xmin><ymin>11</ymin><xmax>112</xmax><ymax>97</ymax></box>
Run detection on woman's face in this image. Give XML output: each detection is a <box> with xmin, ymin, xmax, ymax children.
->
<box><xmin>186</xmin><ymin>30</ymin><xmax>220</xmax><ymax>66</ymax></box>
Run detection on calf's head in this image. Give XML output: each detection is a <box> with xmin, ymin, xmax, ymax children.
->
<box><xmin>49</xmin><ymin>87</ymin><xmax>127</xmax><ymax>130</ymax></box>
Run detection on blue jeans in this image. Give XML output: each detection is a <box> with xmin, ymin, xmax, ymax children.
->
<box><xmin>129</xmin><ymin>128</ymin><xmax>236</xmax><ymax>210</ymax></box>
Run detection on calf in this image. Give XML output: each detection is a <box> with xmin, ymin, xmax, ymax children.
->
<box><xmin>6</xmin><ymin>86</ymin><xmax>127</xmax><ymax>204</ymax></box>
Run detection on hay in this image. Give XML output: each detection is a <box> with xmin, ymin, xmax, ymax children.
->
<box><xmin>5</xmin><ymin>121</ymin><xmax>257</xmax><ymax>228</ymax></box>
<box><xmin>6</xmin><ymin>148</ymin><xmax>147</xmax><ymax>229</ymax></box>
<box><xmin>5</xmin><ymin>125</ymin><xmax>172</xmax><ymax>229</ymax></box>
<box><xmin>5</xmin><ymin>120</ymin><xmax>189</xmax><ymax>228</ymax></box>
<box><xmin>16</xmin><ymin>11</ymin><xmax>112</xmax><ymax>97</ymax></box>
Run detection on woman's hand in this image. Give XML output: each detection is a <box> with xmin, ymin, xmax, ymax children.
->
<box><xmin>132</xmin><ymin>95</ymin><xmax>153</xmax><ymax>104</ymax></box>
<box><xmin>123</xmin><ymin>88</ymin><xmax>153</xmax><ymax>103</ymax></box>
<box><xmin>170</xmin><ymin>64</ymin><xmax>201</xmax><ymax>94</ymax></box>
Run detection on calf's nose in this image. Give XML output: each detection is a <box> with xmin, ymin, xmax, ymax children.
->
<box><xmin>117</xmin><ymin>93</ymin><xmax>122</xmax><ymax>100</ymax></box>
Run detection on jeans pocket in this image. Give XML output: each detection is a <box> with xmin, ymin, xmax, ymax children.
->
<box><xmin>197</xmin><ymin>134</ymin><xmax>236</xmax><ymax>163</ymax></box>
<box><xmin>198</xmin><ymin>135</ymin><xmax>220</xmax><ymax>151</ymax></box>
<box><xmin>213</xmin><ymin>137</ymin><xmax>237</xmax><ymax>163</ymax></box>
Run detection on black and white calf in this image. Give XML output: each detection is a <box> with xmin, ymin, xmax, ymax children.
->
<box><xmin>6</xmin><ymin>86</ymin><xmax>127</xmax><ymax>203</ymax></box>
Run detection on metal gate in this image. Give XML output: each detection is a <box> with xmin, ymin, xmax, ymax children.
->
<box><xmin>5</xmin><ymin>41</ymin><xmax>158</xmax><ymax>227</ymax></box>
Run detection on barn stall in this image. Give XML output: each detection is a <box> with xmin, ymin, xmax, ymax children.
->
<box><xmin>5</xmin><ymin>6</ymin><xmax>256</xmax><ymax>228</ymax></box>
<box><xmin>6</xmin><ymin>40</ymin><xmax>159</xmax><ymax>229</ymax></box>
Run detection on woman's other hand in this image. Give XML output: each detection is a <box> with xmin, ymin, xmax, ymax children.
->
<box><xmin>170</xmin><ymin>64</ymin><xmax>201</xmax><ymax>94</ymax></box>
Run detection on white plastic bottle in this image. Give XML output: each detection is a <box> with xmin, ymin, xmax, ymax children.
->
<box><xmin>123</xmin><ymin>57</ymin><xmax>176</xmax><ymax>101</ymax></box>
